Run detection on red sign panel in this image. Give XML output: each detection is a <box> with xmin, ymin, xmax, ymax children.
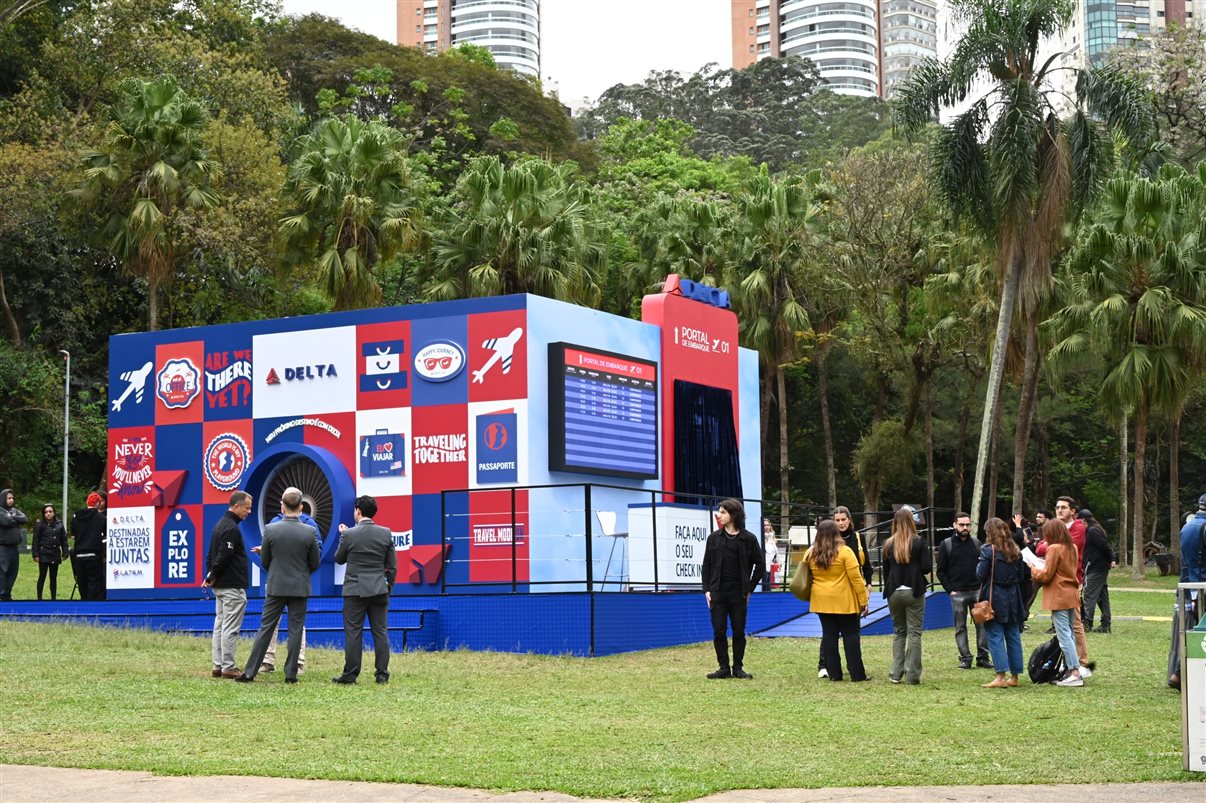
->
<box><xmin>468</xmin><ymin>489</ymin><xmax>529</xmax><ymax>584</ymax></box>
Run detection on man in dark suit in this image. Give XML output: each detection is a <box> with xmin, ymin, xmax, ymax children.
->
<box><xmin>332</xmin><ymin>495</ymin><xmax>397</xmax><ymax>685</ymax></box>
<box><xmin>236</xmin><ymin>487</ymin><xmax>321</xmax><ymax>684</ymax></box>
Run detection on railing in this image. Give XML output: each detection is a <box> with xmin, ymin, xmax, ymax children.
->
<box><xmin>437</xmin><ymin>483</ymin><xmax>959</xmax><ymax>597</ymax></box>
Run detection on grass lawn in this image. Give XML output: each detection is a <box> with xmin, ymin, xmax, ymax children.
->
<box><xmin>2</xmin><ymin>583</ymin><xmax>1201</xmax><ymax>802</ymax></box>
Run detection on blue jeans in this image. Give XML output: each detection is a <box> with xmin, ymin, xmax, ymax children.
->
<box><xmin>1051</xmin><ymin>608</ymin><xmax>1080</xmax><ymax>671</ymax></box>
<box><xmin>984</xmin><ymin>620</ymin><xmax>1024</xmax><ymax>675</ymax></box>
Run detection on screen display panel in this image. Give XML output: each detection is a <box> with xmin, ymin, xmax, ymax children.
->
<box><xmin>548</xmin><ymin>343</ymin><xmax>658</xmax><ymax>479</ymax></box>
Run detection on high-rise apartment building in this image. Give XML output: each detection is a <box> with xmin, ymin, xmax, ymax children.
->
<box><xmin>396</xmin><ymin>0</ymin><xmax>541</xmax><ymax>78</ymax></box>
<box><xmin>1061</xmin><ymin>0</ymin><xmax>1196</xmax><ymax>69</ymax></box>
<box><xmin>731</xmin><ymin>0</ymin><xmax>937</xmax><ymax>99</ymax></box>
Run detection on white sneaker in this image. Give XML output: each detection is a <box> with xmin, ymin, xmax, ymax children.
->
<box><xmin>1055</xmin><ymin>673</ymin><xmax>1084</xmax><ymax>687</ymax></box>
<box><xmin>1078</xmin><ymin>666</ymin><xmax>1092</xmax><ymax>679</ymax></box>
<box><xmin>818</xmin><ymin>668</ymin><xmax>828</xmax><ymax>679</ymax></box>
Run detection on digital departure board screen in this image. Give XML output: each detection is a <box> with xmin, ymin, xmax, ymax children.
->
<box><xmin>548</xmin><ymin>343</ymin><xmax>658</xmax><ymax>479</ymax></box>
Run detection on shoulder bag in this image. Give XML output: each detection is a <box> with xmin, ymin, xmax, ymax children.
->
<box><xmin>790</xmin><ymin>549</ymin><xmax>813</xmax><ymax>602</ymax></box>
<box><xmin>971</xmin><ymin>546</ymin><xmax>995</xmax><ymax>623</ymax></box>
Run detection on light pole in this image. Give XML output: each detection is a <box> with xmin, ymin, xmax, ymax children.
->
<box><xmin>59</xmin><ymin>350</ymin><xmax>70</xmax><ymax>519</ymax></box>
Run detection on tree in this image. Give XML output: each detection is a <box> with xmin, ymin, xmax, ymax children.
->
<box><xmin>896</xmin><ymin>0</ymin><xmax>1151</xmax><ymax>527</ymax></box>
<box><xmin>729</xmin><ymin>168</ymin><xmax>828</xmax><ymax>512</ymax></box>
<box><xmin>75</xmin><ymin>74</ymin><xmax>221</xmax><ymax>331</ymax></box>
<box><xmin>425</xmin><ymin>156</ymin><xmax>605</xmax><ymax>305</ymax></box>
<box><xmin>278</xmin><ymin>115</ymin><xmax>424</xmax><ymax>310</ymax></box>
<box><xmin>1109</xmin><ymin>23</ymin><xmax>1206</xmax><ymax>167</ymax></box>
<box><xmin>1048</xmin><ymin>166</ymin><xmax>1206</xmax><ymax>576</ymax></box>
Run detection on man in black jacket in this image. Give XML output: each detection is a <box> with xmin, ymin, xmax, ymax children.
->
<box><xmin>700</xmin><ymin>499</ymin><xmax>764</xmax><ymax>680</ymax></box>
<box><xmin>1079</xmin><ymin>509</ymin><xmax>1117</xmax><ymax>633</ymax></box>
<box><xmin>70</xmin><ymin>492</ymin><xmax>107</xmax><ymax>601</ymax></box>
<box><xmin>937</xmin><ymin>512</ymin><xmax>991</xmax><ymax>669</ymax></box>
<box><xmin>202</xmin><ymin>491</ymin><xmax>252</xmax><ymax>678</ymax></box>
<box><xmin>0</xmin><ymin>488</ymin><xmax>29</xmax><ymax>601</ymax></box>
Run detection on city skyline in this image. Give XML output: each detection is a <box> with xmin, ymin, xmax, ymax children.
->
<box><xmin>280</xmin><ymin>0</ymin><xmax>731</xmax><ymax>104</ymax></box>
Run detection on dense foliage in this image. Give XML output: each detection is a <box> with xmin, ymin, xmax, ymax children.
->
<box><xmin>0</xmin><ymin>0</ymin><xmax>1203</xmax><ymax>566</ymax></box>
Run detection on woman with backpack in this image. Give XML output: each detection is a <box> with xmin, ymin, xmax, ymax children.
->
<box><xmin>882</xmin><ymin>507</ymin><xmax>931</xmax><ymax>684</ymax></box>
<box><xmin>1030</xmin><ymin>519</ymin><xmax>1085</xmax><ymax>687</ymax></box>
<box><xmin>976</xmin><ymin>517</ymin><xmax>1029</xmax><ymax>688</ymax></box>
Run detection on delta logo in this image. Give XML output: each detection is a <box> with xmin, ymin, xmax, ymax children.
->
<box><xmin>155</xmin><ymin>358</ymin><xmax>201</xmax><ymax>409</ymax></box>
<box><xmin>265</xmin><ymin>364</ymin><xmax>338</xmax><ymax>385</ymax></box>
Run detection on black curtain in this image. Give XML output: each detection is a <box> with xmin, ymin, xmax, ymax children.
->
<box><xmin>673</xmin><ymin>379</ymin><xmax>742</xmax><ymax>504</ymax></box>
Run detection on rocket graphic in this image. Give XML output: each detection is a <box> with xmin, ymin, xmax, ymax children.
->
<box><xmin>472</xmin><ymin>328</ymin><xmax>523</xmax><ymax>384</ymax></box>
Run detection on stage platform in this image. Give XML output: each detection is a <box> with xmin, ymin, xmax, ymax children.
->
<box><xmin>0</xmin><ymin>590</ymin><xmax>954</xmax><ymax>656</ymax></box>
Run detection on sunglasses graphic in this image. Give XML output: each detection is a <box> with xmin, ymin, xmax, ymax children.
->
<box><xmin>423</xmin><ymin>356</ymin><xmax>454</xmax><ymax>371</ymax></box>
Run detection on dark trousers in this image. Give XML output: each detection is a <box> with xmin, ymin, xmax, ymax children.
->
<box><xmin>339</xmin><ymin>593</ymin><xmax>390</xmax><ymax>680</ymax></box>
<box><xmin>37</xmin><ymin>562</ymin><xmax>61</xmax><ymax>599</ymax></box>
<box><xmin>75</xmin><ymin>557</ymin><xmax>106</xmax><ymax>600</ymax></box>
<box><xmin>710</xmin><ymin>591</ymin><xmax>748</xmax><ymax>670</ymax></box>
<box><xmin>819</xmin><ymin>612</ymin><xmax>866</xmax><ymax>681</ymax></box>
<box><xmin>0</xmin><ymin>544</ymin><xmax>19</xmax><ymax>600</ymax></box>
<box><xmin>1081</xmin><ymin>569</ymin><xmax>1111</xmax><ymax>628</ymax></box>
<box><xmin>243</xmin><ymin>596</ymin><xmax>308</xmax><ymax>681</ymax></box>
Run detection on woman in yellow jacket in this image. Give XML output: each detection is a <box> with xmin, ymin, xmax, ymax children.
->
<box><xmin>807</xmin><ymin>518</ymin><xmax>870</xmax><ymax>681</ymax></box>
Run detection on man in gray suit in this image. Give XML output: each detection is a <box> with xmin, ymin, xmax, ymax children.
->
<box><xmin>236</xmin><ymin>487</ymin><xmax>321</xmax><ymax>684</ymax></box>
<box><xmin>332</xmin><ymin>495</ymin><xmax>397</xmax><ymax>685</ymax></box>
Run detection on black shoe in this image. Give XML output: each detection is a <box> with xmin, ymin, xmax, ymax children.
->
<box><xmin>1045</xmin><ymin>626</ymin><xmax>1056</xmax><ymax>634</ymax></box>
<box><xmin>1092</xmin><ymin>625</ymin><xmax>1111</xmax><ymax>633</ymax></box>
<box><xmin>375</xmin><ymin>673</ymin><xmax>390</xmax><ymax>685</ymax></box>
<box><xmin>976</xmin><ymin>659</ymin><xmax>993</xmax><ymax>669</ymax></box>
<box><xmin>706</xmin><ymin>667</ymin><xmax>732</xmax><ymax>679</ymax></box>
<box><xmin>284</xmin><ymin>677</ymin><xmax>298</xmax><ymax>684</ymax></box>
<box><xmin>1084</xmin><ymin>660</ymin><xmax>1097</xmax><ymax>671</ymax></box>
<box><xmin>1021</xmin><ymin>624</ymin><xmax>1030</xmax><ymax>632</ymax></box>
<box><xmin>331</xmin><ymin>675</ymin><xmax>357</xmax><ymax>685</ymax></box>
<box><xmin>851</xmin><ymin>676</ymin><xmax>872</xmax><ymax>682</ymax></box>
<box><xmin>732</xmin><ymin>668</ymin><xmax>753</xmax><ymax>680</ymax></box>
<box><xmin>234</xmin><ymin>674</ymin><xmax>253</xmax><ymax>683</ymax></box>
<box><xmin>958</xmin><ymin>660</ymin><xmax>973</xmax><ymax>670</ymax></box>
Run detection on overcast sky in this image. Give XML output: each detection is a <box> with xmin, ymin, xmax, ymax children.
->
<box><xmin>279</xmin><ymin>0</ymin><xmax>730</xmax><ymax>104</ymax></box>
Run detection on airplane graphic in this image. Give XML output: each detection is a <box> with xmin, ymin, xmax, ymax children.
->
<box><xmin>472</xmin><ymin>328</ymin><xmax>523</xmax><ymax>384</ymax></box>
<box><xmin>111</xmin><ymin>361</ymin><xmax>153</xmax><ymax>412</ymax></box>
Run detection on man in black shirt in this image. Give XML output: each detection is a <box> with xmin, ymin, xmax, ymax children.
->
<box><xmin>203</xmin><ymin>491</ymin><xmax>252</xmax><ymax>678</ymax></box>
<box><xmin>701</xmin><ymin>499</ymin><xmax>764</xmax><ymax>680</ymax></box>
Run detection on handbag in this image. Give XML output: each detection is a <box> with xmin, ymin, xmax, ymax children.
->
<box><xmin>790</xmin><ymin>550</ymin><xmax>813</xmax><ymax>602</ymax></box>
<box><xmin>971</xmin><ymin>546</ymin><xmax>995</xmax><ymax>624</ymax></box>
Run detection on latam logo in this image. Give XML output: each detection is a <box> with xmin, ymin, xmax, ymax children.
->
<box><xmin>156</xmin><ymin>358</ymin><xmax>201</xmax><ymax>409</ymax></box>
<box><xmin>265</xmin><ymin>364</ymin><xmax>338</xmax><ymax>385</ymax></box>
<box><xmin>414</xmin><ymin>341</ymin><xmax>465</xmax><ymax>383</ymax></box>
<box><xmin>205</xmin><ymin>433</ymin><xmax>249</xmax><ymax>491</ymax></box>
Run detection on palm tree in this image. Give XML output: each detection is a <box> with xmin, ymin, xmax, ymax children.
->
<box><xmin>76</xmin><ymin>75</ymin><xmax>221</xmax><ymax>331</ymax></box>
<box><xmin>896</xmin><ymin>0</ymin><xmax>1152</xmax><ymax>527</ymax></box>
<box><xmin>1048</xmin><ymin>166</ymin><xmax>1206</xmax><ymax>577</ymax></box>
<box><xmin>279</xmin><ymin>115</ymin><xmax>424</xmax><ymax>310</ymax></box>
<box><xmin>729</xmin><ymin>168</ymin><xmax>828</xmax><ymax>513</ymax></box>
<box><xmin>426</xmin><ymin>156</ymin><xmax>604</xmax><ymax>306</ymax></box>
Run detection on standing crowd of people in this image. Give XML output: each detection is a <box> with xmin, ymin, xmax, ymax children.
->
<box><xmin>698</xmin><ymin>491</ymin><xmax>1185</xmax><ymax>690</ymax></box>
<box><xmin>0</xmin><ymin>488</ymin><xmax>109</xmax><ymax>602</ymax></box>
<box><xmin>204</xmin><ymin>489</ymin><xmax>397</xmax><ymax>686</ymax></box>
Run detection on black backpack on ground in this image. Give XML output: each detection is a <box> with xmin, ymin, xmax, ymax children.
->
<box><xmin>1028</xmin><ymin>636</ymin><xmax>1065</xmax><ymax>684</ymax></box>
